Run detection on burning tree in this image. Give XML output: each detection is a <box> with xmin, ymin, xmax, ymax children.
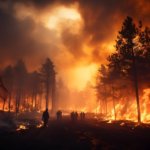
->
<box><xmin>107</xmin><ymin>16</ymin><xmax>147</xmax><ymax>123</ymax></box>
<box><xmin>2</xmin><ymin>65</ymin><xmax>13</xmax><ymax>112</ymax></box>
<box><xmin>95</xmin><ymin>64</ymin><xmax>112</xmax><ymax>115</ymax></box>
<box><xmin>14</xmin><ymin>59</ymin><xmax>27</xmax><ymax>113</ymax></box>
<box><xmin>0</xmin><ymin>76</ymin><xmax>10</xmax><ymax>111</ymax></box>
<box><xmin>30</xmin><ymin>71</ymin><xmax>42</xmax><ymax>110</ymax></box>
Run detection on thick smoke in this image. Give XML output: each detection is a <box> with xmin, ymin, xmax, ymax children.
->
<box><xmin>0</xmin><ymin>0</ymin><xmax>150</xmax><ymax>89</ymax></box>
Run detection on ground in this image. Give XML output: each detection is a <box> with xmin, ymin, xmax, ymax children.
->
<box><xmin>0</xmin><ymin>115</ymin><xmax>150</xmax><ymax>150</ymax></box>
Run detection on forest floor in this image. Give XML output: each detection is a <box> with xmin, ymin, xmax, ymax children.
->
<box><xmin>0</xmin><ymin>113</ymin><xmax>150</xmax><ymax>150</ymax></box>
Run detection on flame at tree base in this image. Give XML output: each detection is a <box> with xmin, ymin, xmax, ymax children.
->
<box><xmin>92</xmin><ymin>88</ymin><xmax>150</xmax><ymax>124</ymax></box>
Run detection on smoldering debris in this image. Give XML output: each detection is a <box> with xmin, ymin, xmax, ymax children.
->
<box><xmin>0</xmin><ymin>111</ymin><xmax>43</xmax><ymax>133</ymax></box>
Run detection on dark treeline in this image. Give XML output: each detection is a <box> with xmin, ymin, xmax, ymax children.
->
<box><xmin>0</xmin><ymin>58</ymin><xmax>57</xmax><ymax>114</ymax></box>
<box><xmin>95</xmin><ymin>16</ymin><xmax>150</xmax><ymax>123</ymax></box>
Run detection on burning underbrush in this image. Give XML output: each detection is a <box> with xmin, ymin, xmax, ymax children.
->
<box><xmin>92</xmin><ymin>114</ymin><xmax>150</xmax><ymax>130</ymax></box>
<box><xmin>0</xmin><ymin>110</ymin><xmax>44</xmax><ymax>133</ymax></box>
<box><xmin>92</xmin><ymin>88</ymin><xmax>150</xmax><ymax>124</ymax></box>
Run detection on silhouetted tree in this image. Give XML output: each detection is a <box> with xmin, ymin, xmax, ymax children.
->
<box><xmin>0</xmin><ymin>76</ymin><xmax>9</xmax><ymax>111</ymax></box>
<box><xmin>3</xmin><ymin>65</ymin><xmax>13</xmax><ymax>112</ymax></box>
<box><xmin>56</xmin><ymin>78</ymin><xmax>71</xmax><ymax>110</ymax></box>
<box><xmin>14</xmin><ymin>59</ymin><xmax>27</xmax><ymax>113</ymax></box>
<box><xmin>108</xmin><ymin>16</ymin><xmax>142</xmax><ymax>122</ymax></box>
<box><xmin>39</xmin><ymin>58</ymin><xmax>56</xmax><ymax>112</ymax></box>
<box><xmin>30</xmin><ymin>71</ymin><xmax>42</xmax><ymax>110</ymax></box>
<box><xmin>96</xmin><ymin>64</ymin><xmax>112</xmax><ymax>115</ymax></box>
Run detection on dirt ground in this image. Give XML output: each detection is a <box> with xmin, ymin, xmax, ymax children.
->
<box><xmin>0</xmin><ymin>116</ymin><xmax>150</xmax><ymax>150</ymax></box>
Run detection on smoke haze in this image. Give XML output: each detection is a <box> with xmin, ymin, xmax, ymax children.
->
<box><xmin>0</xmin><ymin>0</ymin><xmax>150</xmax><ymax>89</ymax></box>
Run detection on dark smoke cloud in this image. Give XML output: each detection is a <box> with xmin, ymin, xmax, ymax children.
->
<box><xmin>0</xmin><ymin>0</ymin><xmax>150</xmax><ymax>79</ymax></box>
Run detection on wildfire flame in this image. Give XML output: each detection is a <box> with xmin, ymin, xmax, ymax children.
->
<box><xmin>92</xmin><ymin>88</ymin><xmax>150</xmax><ymax>124</ymax></box>
<box><xmin>62</xmin><ymin>113</ymin><xmax>69</xmax><ymax>116</ymax></box>
<box><xmin>36</xmin><ymin>121</ymin><xmax>44</xmax><ymax>128</ymax></box>
<box><xmin>16</xmin><ymin>125</ymin><xmax>28</xmax><ymax>131</ymax></box>
<box><xmin>120</xmin><ymin>122</ymin><xmax>125</xmax><ymax>126</ymax></box>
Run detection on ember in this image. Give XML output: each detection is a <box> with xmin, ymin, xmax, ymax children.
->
<box><xmin>16</xmin><ymin>125</ymin><xmax>28</xmax><ymax>131</ymax></box>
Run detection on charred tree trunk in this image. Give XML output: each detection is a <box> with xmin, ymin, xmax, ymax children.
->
<box><xmin>9</xmin><ymin>93</ymin><xmax>11</xmax><ymax>114</ymax></box>
<box><xmin>32</xmin><ymin>91</ymin><xmax>34</xmax><ymax>108</ymax></box>
<box><xmin>18</xmin><ymin>89</ymin><xmax>21</xmax><ymax>112</ymax></box>
<box><xmin>99</xmin><ymin>100</ymin><xmax>101</xmax><ymax>114</ymax></box>
<box><xmin>46</xmin><ymin>77</ymin><xmax>49</xmax><ymax>109</ymax></box>
<box><xmin>112</xmin><ymin>86</ymin><xmax>116</xmax><ymax>120</ymax></box>
<box><xmin>3</xmin><ymin>99</ymin><xmax>5</xmax><ymax>111</ymax></box>
<box><xmin>35</xmin><ymin>93</ymin><xmax>37</xmax><ymax>110</ymax></box>
<box><xmin>16</xmin><ymin>89</ymin><xmax>18</xmax><ymax>114</ymax></box>
<box><xmin>131</xmin><ymin>45</ymin><xmax>141</xmax><ymax>123</ymax></box>
<box><xmin>103</xmin><ymin>100</ymin><xmax>105</xmax><ymax>114</ymax></box>
<box><xmin>52</xmin><ymin>76</ymin><xmax>55</xmax><ymax>113</ymax></box>
<box><xmin>24</xmin><ymin>95</ymin><xmax>26</xmax><ymax>110</ymax></box>
<box><xmin>104</xmin><ymin>84</ymin><xmax>107</xmax><ymax>115</ymax></box>
<box><xmin>40</xmin><ymin>94</ymin><xmax>42</xmax><ymax>110</ymax></box>
<box><xmin>105</xmin><ymin>99</ymin><xmax>107</xmax><ymax>115</ymax></box>
<box><xmin>17</xmin><ymin>79</ymin><xmax>22</xmax><ymax>112</ymax></box>
<box><xmin>26</xmin><ymin>95</ymin><xmax>29</xmax><ymax>110</ymax></box>
<box><xmin>100</xmin><ymin>100</ymin><xmax>102</xmax><ymax>116</ymax></box>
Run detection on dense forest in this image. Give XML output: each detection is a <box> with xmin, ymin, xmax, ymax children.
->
<box><xmin>0</xmin><ymin>58</ymin><xmax>57</xmax><ymax>114</ymax></box>
<box><xmin>0</xmin><ymin>58</ymin><xmax>95</xmax><ymax>115</ymax></box>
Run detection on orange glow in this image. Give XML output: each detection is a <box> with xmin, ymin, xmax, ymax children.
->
<box><xmin>92</xmin><ymin>88</ymin><xmax>150</xmax><ymax>124</ymax></box>
<box><xmin>16</xmin><ymin>125</ymin><xmax>28</xmax><ymax>131</ymax></box>
<box><xmin>62</xmin><ymin>113</ymin><xmax>70</xmax><ymax>116</ymax></box>
<box><xmin>1</xmin><ymin>0</ymin><xmax>150</xmax><ymax>124</ymax></box>
<box><xmin>67</xmin><ymin>64</ymin><xmax>98</xmax><ymax>90</ymax></box>
<box><xmin>47</xmin><ymin>7</ymin><xmax>81</xmax><ymax>29</ymax></box>
<box><xmin>37</xmin><ymin>121</ymin><xmax>44</xmax><ymax>128</ymax></box>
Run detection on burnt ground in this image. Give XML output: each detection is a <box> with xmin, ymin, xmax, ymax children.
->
<box><xmin>0</xmin><ymin>116</ymin><xmax>150</xmax><ymax>150</ymax></box>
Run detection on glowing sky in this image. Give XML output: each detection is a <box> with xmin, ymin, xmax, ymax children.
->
<box><xmin>0</xmin><ymin>0</ymin><xmax>150</xmax><ymax>90</ymax></box>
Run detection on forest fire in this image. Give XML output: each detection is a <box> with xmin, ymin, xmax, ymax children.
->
<box><xmin>92</xmin><ymin>88</ymin><xmax>150</xmax><ymax>124</ymax></box>
<box><xmin>1</xmin><ymin>0</ymin><xmax>150</xmax><ymax>149</ymax></box>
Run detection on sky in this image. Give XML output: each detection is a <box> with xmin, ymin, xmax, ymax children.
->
<box><xmin>0</xmin><ymin>0</ymin><xmax>150</xmax><ymax>90</ymax></box>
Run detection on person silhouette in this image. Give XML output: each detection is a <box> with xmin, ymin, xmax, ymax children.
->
<box><xmin>71</xmin><ymin>111</ymin><xmax>74</xmax><ymax>122</ymax></box>
<box><xmin>83</xmin><ymin>112</ymin><xmax>85</xmax><ymax>121</ymax></box>
<box><xmin>75</xmin><ymin>112</ymin><xmax>78</xmax><ymax>121</ymax></box>
<box><xmin>56</xmin><ymin>110</ymin><xmax>62</xmax><ymax>120</ymax></box>
<box><xmin>42</xmin><ymin>108</ymin><xmax>49</xmax><ymax>127</ymax></box>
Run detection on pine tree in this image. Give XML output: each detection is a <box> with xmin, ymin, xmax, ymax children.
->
<box><xmin>108</xmin><ymin>16</ymin><xmax>142</xmax><ymax>122</ymax></box>
<box><xmin>39</xmin><ymin>58</ymin><xmax>56</xmax><ymax>112</ymax></box>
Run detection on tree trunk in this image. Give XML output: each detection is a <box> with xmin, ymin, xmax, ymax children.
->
<box><xmin>35</xmin><ymin>93</ymin><xmax>37</xmax><ymax>110</ymax></box>
<box><xmin>103</xmin><ymin>100</ymin><xmax>105</xmax><ymax>114</ymax></box>
<box><xmin>16</xmin><ymin>89</ymin><xmax>18</xmax><ymax>114</ymax></box>
<box><xmin>104</xmin><ymin>84</ymin><xmax>107</xmax><ymax>115</ymax></box>
<box><xmin>32</xmin><ymin>91</ymin><xmax>34</xmax><ymax>108</ymax></box>
<box><xmin>18</xmin><ymin>79</ymin><xmax>22</xmax><ymax>112</ymax></box>
<box><xmin>112</xmin><ymin>86</ymin><xmax>116</xmax><ymax>120</ymax></box>
<box><xmin>105</xmin><ymin>99</ymin><xmax>107</xmax><ymax>115</ymax></box>
<box><xmin>100</xmin><ymin>100</ymin><xmax>102</xmax><ymax>116</ymax></box>
<box><xmin>40</xmin><ymin>94</ymin><xmax>42</xmax><ymax>110</ymax></box>
<box><xmin>24</xmin><ymin>95</ymin><xmax>26</xmax><ymax>110</ymax></box>
<box><xmin>9</xmin><ymin>93</ymin><xmax>11</xmax><ymax>114</ymax></box>
<box><xmin>46</xmin><ymin>78</ymin><xmax>49</xmax><ymax>109</ymax></box>
<box><xmin>52</xmin><ymin>79</ymin><xmax>55</xmax><ymax>113</ymax></box>
<box><xmin>131</xmin><ymin>46</ymin><xmax>141</xmax><ymax>123</ymax></box>
<box><xmin>99</xmin><ymin>100</ymin><xmax>101</xmax><ymax>114</ymax></box>
<box><xmin>3</xmin><ymin>99</ymin><xmax>5</xmax><ymax>111</ymax></box>
<box><xmin>18</xmin><ymin>89</ymin><xmax>21</xmax><ymax>112</ymax></box>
